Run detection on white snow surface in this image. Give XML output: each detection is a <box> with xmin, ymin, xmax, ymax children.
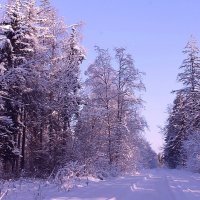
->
<box><xmin>1</xmin><ymin>169</ymin><xmax>200</xmax><ymax>200</ymax></box>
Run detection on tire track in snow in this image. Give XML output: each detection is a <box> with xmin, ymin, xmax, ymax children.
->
<box><xmin>145</xmin><ymin>172</ymin><xmax>176</xmax><ymax>200</ymax></box>
<box><xmin>166</xmin><ymin>173</ymin><xmax>199</xmax><ymax>200</ymax></box>
<box><xmin>160</xmin><ymin>175</ymin><xmax>176</xmax><ymax>200</ymax></box>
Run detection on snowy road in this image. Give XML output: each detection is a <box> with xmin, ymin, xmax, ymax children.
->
<box><xmin>2</xmin><ymin>169</ymin><xmax>200</xmax><ymax>200</ymax></box>
<box><xmin>53</xmin><ymin>169</ymin><xmax>200</xmax><ymax>200</ymax></box>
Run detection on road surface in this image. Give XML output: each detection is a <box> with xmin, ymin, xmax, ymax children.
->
<box><xmin>60</xmin><ymin>169</ymin><xmax>200</xmax><ymax>200</ymax></box>
<box><xmin>2</xmin><ymin>169</ymin><xmax>200</xmax><ymax>200</ymax></box>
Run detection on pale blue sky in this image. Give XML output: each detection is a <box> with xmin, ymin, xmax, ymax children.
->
<box><xmin>51</xmin><ymin>0</ymin><xmax>200</xmax><ymax>153</ymax></box>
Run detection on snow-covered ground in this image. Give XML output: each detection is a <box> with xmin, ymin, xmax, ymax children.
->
<box><xmin>1</xmin><ymin>169</ymin><xmax>200</xmax><ymax>200</ymax></box>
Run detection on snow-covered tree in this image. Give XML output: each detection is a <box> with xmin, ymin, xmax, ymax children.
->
<box><xmin>75</xmin><ymin>47</ymin><xmax>116</xmax><ymax>172</ymax></box>
<box><xmin>75</xmin><ymin>47</ymin><xmax>150</xmax><ymax>175</ymax></box>
<box><xmin>0</xmin><ymin>0</ymin><xmax>42</xmax><ymax>172</ymax></box>
<box><xmin>0</xmin><ymin>0</ymin><xmax>85</xmax><ymax>177</ymax></box>
<box><xmin>45</xmin><ymin>25</ymin><xmax>85</xmax><ymax>170</ymax></box>
<box><xmin>0</xmin><ymin>93</ymin><xmax>16</xmax><ymax>172</ymax></box>
<box><xmin>184</xmin><ymin>131</ymin><xmax>200</xmax><ymax>172</ymax></box>
<box><xmin>163</xmin><ymin>94</ymin><xmax>187</xmax><ymax>168</ymax></box>
<box><xmin>164</xmin><ymin>37</ymin><xmax>200</xmax><ymax>169</ymax></box>
<box><xmin>114</xmin><ymin>47</ymin><xmax>145</xmax><ymax>123</ymax></box>
<box><xmin>113</xmin><ymin>47</ymin><xmax>145</xmax><ymax>170</ymax></box>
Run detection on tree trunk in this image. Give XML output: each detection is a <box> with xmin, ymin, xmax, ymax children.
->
<box><xmin>20</xmin><ymin>107</ymin><xmax>26</xmax><ymax>170</ymax></box>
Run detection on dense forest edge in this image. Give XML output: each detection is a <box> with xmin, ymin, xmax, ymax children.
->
<box><xmin>0</xmin><ymin>0</ymin><xmax>157</xmax><ymax>182</ymax></box>
<box><xmin>163</xmin><ymin>36</ymin><xmax>200</xmax><ymax>173</ymax></box>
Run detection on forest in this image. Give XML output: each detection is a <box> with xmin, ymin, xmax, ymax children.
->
<box><xmin>0</xmin><ymin>0</ymin><xmax>157</xmax><ymax>180</ymax></box>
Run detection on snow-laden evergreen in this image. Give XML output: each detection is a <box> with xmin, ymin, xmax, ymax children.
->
<box><xmin>0</xmin><ymin>0</ymin><xmax>85</xmax><ymax>178</ymax></box>
<box><xmin>163</xmin><ymin>37</ymin><xmax>200</xmax><ymax>172</ymax></box>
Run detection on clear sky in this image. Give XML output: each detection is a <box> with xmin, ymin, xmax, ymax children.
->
<box><xmin>50</xmin><ymin>0</ymin><xmax>200</xmax><ymax>153</ymax></box>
